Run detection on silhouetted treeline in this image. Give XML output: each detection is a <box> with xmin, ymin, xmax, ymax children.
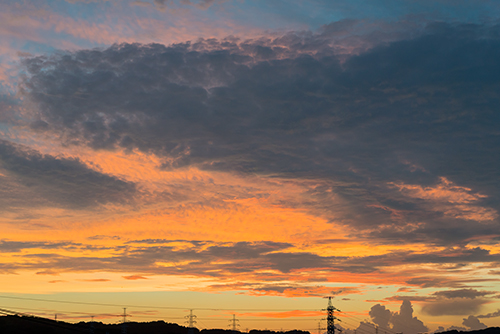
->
<box><xmin>3</xmin><ymin>315</ymin><xmax>500</xmax><ymax>334</ymax></box>
<box><xmin>439</xmin><ymin>328</ymin><xmax>500</xmax><ymax>334</ymax></box>
<box><xmin>0</xmin><ymin>315</ymin><xmax>311</xmax><ymax>334</ymax></box>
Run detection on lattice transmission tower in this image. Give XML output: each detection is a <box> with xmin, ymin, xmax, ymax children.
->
<box><xmin>324</xmin><ymin>297</ymin><xmax>341</xmax><ymax>334</ymax></box>
<box><xmin>185</xmin><ymin>309</ymin><xmax>197</xmax><ymax>334</ymax></box>
<box><xmin>229</xmin><ymin>314</ymin><xmax>240</xmax><ymax>333</ymax></box>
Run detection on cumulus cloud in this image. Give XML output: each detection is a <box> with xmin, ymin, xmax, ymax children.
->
<box><xmin>369</xmin><ymin>304</ymin><xmax>392</xmax><ymax>329</ymax></box>
<box><xmin>391</xmin><ymin>300</ymin><xmax>428</xmax><ymax>334</ymax></box>
<box><xmin>367</xmin><ymin>301</ymin><xmax>427</xmax><ymax>334</ymax></box>
<box><xmin>462</xmin><ymin>315</ymin><xmax>487</xmax><ymax>330</ymax></box>
<box><xmin>18</xmin><ymin>22</ymin><xmax>500</xmax><ymax>246</ymax></box>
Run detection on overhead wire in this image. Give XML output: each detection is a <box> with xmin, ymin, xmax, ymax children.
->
<box><xmin>0</xmin><ymin>295</ymin><xmax>321</xmax><ymax>312</ymax></box>
<box><xmin>0</xmin><ymin>296</ymin><xmax>384</xmax><ymax>333</ymax></box>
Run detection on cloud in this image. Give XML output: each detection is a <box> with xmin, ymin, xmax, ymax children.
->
<box><xmin>444</xmin><ymin>325</ymin><xmax>467</xmax><ymax>332</ymax></box>
<box><xmin>0</xmin><ymin>140</ymin><xmax>136</xmax><ymax>209</ymax></box>
<box><xmin>122</xmin><ymin>275</ymin><xmax>148</xmax><ymax>280</ymax></box>
<box><xmin>153</xmin><ymin>0</ymin><xmax>225</xmax><ymax>9</ymax></box>
<box><xmin>421</xmin><ymin>298</ymin><xmax>488</xmax><ymax>316</ymax></box>
<box><xmin>3</xmin><ymin>236</ymin><xmax>500</xmax><ymax>290</ymax></box>
<box><xmin>432</xmin><ymin>288</ymin><xmax>496</xmax><ymax>299</ymax></box>
<box><xmin>478</xmin><ymin>309</ymin><xmax>500</xmax><ymax>319</ymax></box>
<box><xmin>462</xmin><ymin>315</ymin><xmax>487</xmax><ymax>330</ymax></box>
<box><xmin>18</xmin><ymin>22</ymin><xmax>500</xmax><ymax>247</ymax></box>
<box><xmin>390</xmin><ymin>177</ymin><xmax>497</xmax><ymax>222</ymax></box>
<box><xmin>369</xmin><ymin>304</ymin><xmax>392</xmax><ymax>329</ymax></box>
<box><xmin>0</xmin><ymin>240</ymin><xmax>77</xmax><ymax>253</ymax></box>
<box><xmin>205</xmin><ymin>283</ymin><xmax>361</xmax><ymax>297</ymax></box>
<box><xmin>387</xmin><ymin>288</ymin><xmax>497</xmax><ymax>318</ymax></box>
<box><xmin>365</xmin><ymin>301</ymin><xmax>427</xmax><ymax>334</ymax></box>
<box><xmin>391</xmin><ymin>300</ymin><xmax>428</xmax><ymax>334</ymax></box>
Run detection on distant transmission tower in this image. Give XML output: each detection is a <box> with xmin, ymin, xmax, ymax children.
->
<box><xmin>185</xmin><ymin>309</ymin><xmax>197</xmax><ymax>334</ymax></box>
<box><xmin>121</xmin><ymin>308</ymin><xmax>128</xmax><ymax>334</ymax></box>
<box><xmin>324</xmin><ymin>297</ymin><xmax>341</xmax><ymax>334</ymax></box>
<box><xmin>229</xmin><ymin>314</ymin><xmax>240</xmax><ymax>333</ymax></box>
<box><xmin>318</xmin><ymin>320</ymin><xmax>326</xmax><ymax>334</ymax></box>
<box><xmin>123</xmin><ymin>308</ymin><xmax>127</xmax><ymax>323</ymax></box>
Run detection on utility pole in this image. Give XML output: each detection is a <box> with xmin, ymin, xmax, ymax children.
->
<box><xmin>229</xmin><ymin>314</ymin><xmax>240</xmax><ymax>333</ymax></box>
<box><xmin>185</xmin><ymin>309</ymin><xmax>197</xmax><ymax>334</ymax></box>
<box><xmin>323</xmin><ymin>296</ymin><xmax>341</xmax><ymax>334</ymax></box>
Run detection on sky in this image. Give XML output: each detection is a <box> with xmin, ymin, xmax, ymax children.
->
<box><xmin>1</xmin><ymin>0</ymin><xmax>500</xmax><ymax>333</ymax></box>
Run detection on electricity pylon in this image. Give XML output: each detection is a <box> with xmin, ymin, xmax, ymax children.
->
<box><xmin>121</xmin><ymin>308</ymin><xmax>128</xmax><ymax>334</ymax></box>
<box><xmin>229</xmin><ymin>314</ymin><xmax>240</xmax><ymax>333</ymax></box>
<box><xmin>323</xmin><ymin>297</ymin><xmax>341</xmax><ymax>334</ymax></box>
<box><xmin>185</xmin><ymin>309</ymin><xmax>197</xmax><ymax>334</ymax></box>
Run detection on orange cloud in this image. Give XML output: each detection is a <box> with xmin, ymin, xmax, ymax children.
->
<box><xmin>123</xmin><ymin>275</ymin><xmax>148</xmax><ymax>280</ymax></box>
<box><xmin>390</xmin><ymin>177</ymin><xmax>497</xmax><ymax>221</ymax></box>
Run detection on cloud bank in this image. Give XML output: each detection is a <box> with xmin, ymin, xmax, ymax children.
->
<box><xmin>18</xmin><ymin>22</ymin><xmax>500</xmax><ymax>247</ymax></box>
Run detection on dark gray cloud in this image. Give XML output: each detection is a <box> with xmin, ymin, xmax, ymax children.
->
<box><xmin>369</xmin><ymin>304</ymin><xmax>392</xmax><ymax>329</ymax></box>
<box><xmin>444</xmin><ymin>325</ymin><xmax>467</xmax><ymax>332</ymax></box>
<box><xmin>462</xmin><ymin>315</ymin><xmax>487</xmax><ymax>330</ymax></box>
<box><xmin>367</xmin><ymin>301</ymin><xmax>427</xmax><ymax>334</ymax></box>
<box><xmin>386</xmin><ymin>288</ymin><xmax>498</xmax><ymax>319</ymax></box>
<box><xmin>422</xmin><ymin>298</ymin><xmax>488</xmax><ymax>316</ymax></box>
<box><xmin>386</xmin><ymin>289</ymin><xmax>499</xmax><ymax>306</ymax></box>
<box><xmin>404</xmin><ymin>277</ymin><xmax>491</xmax><ymax>289</ymax></box>
<box><xmin>478</xmin><ymin>309</ymin><xmax>500</xmax><ymax>319</ymax></box>
<box><xmin>19</xmin><ymin>21</ymin><xmax>500</xmax><ymax>245</ymax></box>
<box><xmin>0</xmin><ymin>140</ymin><xmax>136</xmax><ymax>209</ymax></box>
<box><xmin>432</xmin><ymin>288</ymin><xmax>496</xmax><ymax>299</ymax></box>
<box><xmin>391</xmin><ymin>300</ymin><xmax>428</xmax><ymax>334</ymax></box>
<box><xmin>5</xmin><ymin>241</ymin><xmax>500</xmax><ymax>286</ymax></box>
<box><xmin>3</xmin><ymin>237</ymin><xmax>500</xmax><ymax>294</ymax></box>
<box><xmin>0</xmin><ymin>239</ymin><xmax>340</xmax><ymax>277</ymax></box>
<box><xmin>0</xmin><ymin>240</ymin><xmax>78</xmax><ymax>253</ymax></box>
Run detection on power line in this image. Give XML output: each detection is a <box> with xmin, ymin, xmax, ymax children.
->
<box><xmin>0</xmin><ymin>307</ymin><xmax>89</xmax><ymax>333</ymax></box>
<box><xmin>0</xmin><ymin>304</ymin><xmax>326</xmax><ymax>322</ymax></box>
<box><xmin>0</xmin><ymin>295</ymin><xmax>373</xmax><ymax>333</ymax></box>
<box><xmin>0</xmin><ymin>295</ymin><xmax>320</xmax><ymax>312</ymax></box>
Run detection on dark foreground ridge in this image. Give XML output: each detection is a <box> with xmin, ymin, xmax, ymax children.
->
<box><xmin>2</xmin><ymin>315</ymin><xmax>500</xmax><ymax>334</ymax></box>
<box><xmin>438</xmin><ymin>329</ymin><xmax>500</xmax><ymax>334</ymax></box>
<box><xmin>0</xmin><ymin>315</ymin><xmax>311</xmax><ymax>334</ymax></box>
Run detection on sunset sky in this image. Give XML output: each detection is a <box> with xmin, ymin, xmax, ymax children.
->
<box><xmin>1</xmin><ymin>0</ymin><xmax>500</xmax><ymax>333</ymax></box>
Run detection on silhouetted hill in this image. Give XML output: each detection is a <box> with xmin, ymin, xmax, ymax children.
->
<box><xmin>0</xmin><ymin>315</ymin><xmax>311</xmax><ymax>334</ymax></box>
<box><xmin>437</xmin><ymin>328</ymin><xmax>500</xmax><ymax>334</ymax></box>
